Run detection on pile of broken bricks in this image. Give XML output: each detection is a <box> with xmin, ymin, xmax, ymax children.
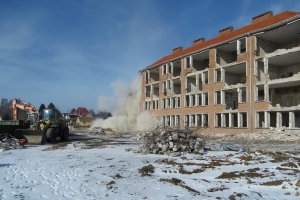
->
<box><xmin>134</xmin><ymin>126</ymin><xmax>205</xmax><ymax>156</ymax></box>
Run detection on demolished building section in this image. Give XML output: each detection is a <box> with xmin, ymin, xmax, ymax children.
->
<box><xmin>141</xmin><ymin>10</ymin><xmax>300</xmax><ymax>134</ymax></box>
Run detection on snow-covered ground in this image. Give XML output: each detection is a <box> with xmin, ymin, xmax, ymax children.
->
<box><xmin>1</xmin><ymin>132</ymin><xmax>300</xmax><ymax>200</ymax></box>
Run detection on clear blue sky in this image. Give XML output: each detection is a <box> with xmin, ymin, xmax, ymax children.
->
<box><xmin>1</xmin><ymin>0</ymin><xmax>299</xmax><ymax>112</ymax></box>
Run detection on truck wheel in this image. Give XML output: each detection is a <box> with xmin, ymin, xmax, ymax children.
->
<box><xmin>46</xmin><ymin>128</ymin><xmax>57</xmax><ymax>142</ymax></box>
<box><xmin>60</xmin><ymin>128</ymin><xmax>69</xmax><ymax>141</ymax></box>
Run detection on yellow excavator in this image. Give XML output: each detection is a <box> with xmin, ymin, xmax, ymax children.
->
<box><xmin>10</xmin><ymin>99</ymin><xmax>69</xmax><ymax>145</ymax></box>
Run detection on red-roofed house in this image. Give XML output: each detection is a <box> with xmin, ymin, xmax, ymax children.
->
<box><xmin>73</xmin><ymin>107</ymin><xmax>89</xmax><ymax>117</ymax></box>
<box><xmin>140</xmin><ymin>10</ymin><xmax>300</xmax><ymax>134</ymax></box>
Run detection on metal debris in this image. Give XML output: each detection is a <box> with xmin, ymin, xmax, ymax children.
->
<box><xmin>0</xmin><ymin>133</ymin><xmax>24</xmax><ymax>150</ymax></box>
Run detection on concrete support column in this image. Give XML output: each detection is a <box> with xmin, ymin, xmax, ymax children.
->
<box><xmin>171</xmin><ymin>62</ymin><xmax>174</xmax><ymax>75</ymax></box>
<box><xmin>195</xmin><ymin>94</ymin><xmax>199</xmax><ymax>106</ymax></box>
<box><xmin>264</xmin><ymin>111</ymin><xmax>269</xmax><ymax>128</ymax></box>
<box><xmin>170</xmin><ymin>115</ymin><xmax>173</xmax><ymax>127</ymax></box>
<box><xmin>166</xmin><ymin>63</ymin><xmax>169</xmax><ymax>74</ymax></box>
<box><xmin>171</xmin><ymin>80</ymin><xmax>174</xmax><ymax>91</ymax></box>
<box><xmin>237</xmin><ymin>88</ymin><xmax>242</xmax><ymax>103</ymax></box>
<box><xmin>190</xmin><ymin>115</ymin><xmax>193</xmax><ymax>127</ymax></box>
<box><xmin>238</xmin><ymin>113</ymin><xmax>241</xmax><ymax>128</ymax></box>
<box><xmin>201</xmin><ymin>72</ymin><xmax>205</xmax><ymax>85</ymax></box>
<box><xmin>175</xmin><ymin>97</ymin><xmax>178</xmax><ymax>108</ymax></box>
<box><xmin>263</xmin><ymin>58</ymin><xmax>268</xmax><ymax>74</ymax></box>
<box><xmin>221</xmin><ymin>90</ymin><xmax>225</xmax><ymax>104</ymax></box>
<box><xmin>289</xmin><ymin>112</ymin><xmax>295</xmax><ymax>128</ymax></box>
<box><xmin>237</xmin><ymin>39</ymin><xmax>241</xmax><ymax>54</ymax></box>
<box><xmin>196</xmin><ymin>74</ymin><xmax>199</xmax><ymax>88</ymax></box>
<box><xmin>221</xmin><ymin>68</ymin><xmax>225</xmax><ymax>82</ymax></box>
<box><xmin>189</xmin><ymin>56</ymin><xmax>193</xmax><ymax>68</ymax></box>
<box><xmin>276</xmin><ymin>112</ymin><xmax>282</xmax><ymax>128</ymax></box>
<box><xmin>184</xmin><ymin>57</ymin><xmax>187</xmax><ymax>69</ymax></box>
<box><xmin>189</xmin><ymin>95</ymin><xmax>192</xmax><ymax>107</ymax></box>
<box><xmin>202</xmin><ymin>93</ymin><xmax>205</xmax><ymax>106</ymax></box>
<box><xmin>229</xmin><ymin>113</ymin><xmax>232</xmax><ymax>127</ymax></box>
<box><xmin>221</xmin><ymin>113</ymin><xmax>224</xmax><ymax>127</ymax></box>
<box><xmin>264</xmin><ymin>84</ymin><xmax>269</xmax><ymax>101</ymax></box>
<box><xmin>202</xmin><ymin>114</ymin><xmax>206</xmax><ymax>127</ymax></box>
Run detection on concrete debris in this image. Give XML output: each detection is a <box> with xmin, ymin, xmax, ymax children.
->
<box><xmin>88</xmin><ymin>127</ymin><xmax>113</xmax><ymax>135</ymax></box>
<box><xmin>0</xmin><ymin>133</ymin><xmax>24</xmax><ymax>150</ymax></box>
<box><xmin>200</xmin><ymin>130</ymin><xmax>300</xmax><ymax>142</ymax></box>
<box><xmin>133</xmin><ymin>125</ymin><xmax>205</xmax><ymax>156</ymax></box>
<box><xmin>207</xmin><ymin>143</ymin><xmax>247</xmax><ymax>152</ymax></box>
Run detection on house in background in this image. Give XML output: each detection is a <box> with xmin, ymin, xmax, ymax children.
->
<box><xmin>93</xmin><ymin>111</ymin><xmax>112</xmax><ymax>120</ymax></box>
<box><xmin>76</xmin><ymin>112</ymin><xmax>96</xmax><ymax>127</ymax></box>
<box><xmin>73</xmin><ymin>107</ymin><xmax>89</xmax><ymax>117</ymax></box>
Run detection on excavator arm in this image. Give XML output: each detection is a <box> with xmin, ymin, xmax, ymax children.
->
<box><xmin>12</xmin><ymin>99</ymin><xmax>39</xmax><ymax>121</ymax></box>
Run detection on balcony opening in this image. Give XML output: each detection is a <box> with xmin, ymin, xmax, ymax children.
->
<box><xmin>255</xmin><ymin>19</ymin><xmax>300</xmax><ymax>56</ymax></box>
<box><xmin>185</xmin><ymin>95</ymin><xmax>189</xmax><ymax>107</ymax></box>
<box><xmin>224</xmin><ymin>113</ymin><xmax>229</xmax><ymax>127</ymax></box>
<box><xmin>215</xmin><ymin>114</ymin><xmax>221</xmax><ymax>127</ymax></box>
<box><xmin>240</xmin><ymin>113</ymin><xmax>247</xmax><ymax>127</ymax></box>
<box><xmin>216</xmin><ymin>42</ymin><xmax>238</xmax><ymax>66</ymax></box>
<box><xmin>191</xmin><ymin>51</ymin><xmax>209</xmax><ymax>71</ymax></box>
<box><xmin>295</xmin><ymin>111</ymin><xmax>300</xmax><ymax>128</ymax></box>
<box><xmin>271</xmin><ymin>86</ymin><xmax>300</xmax><ymax>107</ymax></box>
<box><xmin>203</xmin><ymin>71</ymin><xmax>209</xmax><ymax>84</ymax></box>
<box><xmin>270</xmin><ymin>112</ymin><xmax>276</xmax><ymax>127</ymax></box>
<box><xmin>232</xmin><ymin>113</ymin><xmax>238</xmax><ymax>127</ymax></box>
<box><xmin>215</xmin><ymin>91</ymin><xmax>221</xmax><ymax>105</ymax></box>
<box><xmin>257</xmin><ymin>112</ymin><xmax>265</xmax><ymax>128</ymax></box>
<box><xmin>282</xmin><ymin>112</ymin><xmax>289</xmax><ymax>127</ymax></box>
<box><xmin>186</xmin><ymin>75</ymin><xmax>197</xmax><ymax>93</ymax></box>
<box><xmin>215</xmin><ymin>68</ymin><xmax>222</xmax><ymax>82</ymax></box>
<box><xmin>256</xmin><ymin>85</ymin><xmax>264</xmax><ymax>101</ymax></box>
<box><xmin>224</xmin><ymin>62</ymin><xmax>246</xmax><ymax>85</ymax></box>
<box><xmin>173</xmin><ymin>60</ymin><xmax>181</xmax><ymax>77</ymax></box>
<box><xmin>185</xmin><ymin>115</ymin><xmax>190</xmax><ymax>127</ymax></box>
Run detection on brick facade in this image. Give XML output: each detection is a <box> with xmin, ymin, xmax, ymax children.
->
<box><xmin>141</xmin><ymin>10</ymin><xmax>300</xmax><ymax>134</ymax></box>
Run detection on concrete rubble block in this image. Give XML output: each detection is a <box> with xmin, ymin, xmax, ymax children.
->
<box><xmin>170</xmin><ymin>152</ymin><xmax>181</xmax><ymax>157</ymax></box>
<box><xmin>169</xmin><ymin>141</ymin><xmax>174</xmax><ymax>148</ymax></box>
<box><xmin>172</xmin><ymin>132</ymin><xmax>179</xmax><ymax>141</ymax></box>
<box><xmin>178</xmin><ymin>132</ymin><xmax>186</xmax><ymax>138</ymax></box>
<box><xmin>162</xmin><ymin>144</ymin><xmax>168</xmax><ymax>152</ymax></box>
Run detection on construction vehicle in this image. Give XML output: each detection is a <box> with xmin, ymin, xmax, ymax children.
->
<box><xmin>12</xmin><ymin>99</ymin><xmax>40</xmax><ymax>124</ymax></box>
<box><xmin>0</xmin><ymin>99</ymin><xmax>69</xmax><ymax>145</ymax></box>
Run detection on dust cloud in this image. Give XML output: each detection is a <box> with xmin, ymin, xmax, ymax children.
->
<box><xmin>91</xmin><ymin>77</ymin><xmax>158</xmax><ymax>132</ymax></box>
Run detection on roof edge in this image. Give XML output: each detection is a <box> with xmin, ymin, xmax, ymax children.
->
<box><xmin>142</xmin><ymin>12</ymin><xmax>300</xmax><ymax>72</ymax></box>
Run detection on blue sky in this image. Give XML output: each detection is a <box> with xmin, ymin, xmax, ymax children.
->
<box><xmin>1</xmin><ymin>0</ymin><xmax>299</xmax><ymax>112</ymax></box>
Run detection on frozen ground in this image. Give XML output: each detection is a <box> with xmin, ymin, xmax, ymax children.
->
<box><xmin>1</xmin><ymin>132</ymin><xmax>300</xmax><ymax>200</ymax></box>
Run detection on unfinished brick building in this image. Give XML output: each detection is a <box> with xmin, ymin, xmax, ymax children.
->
<box><xmin>141</xmin><ymin>10</ymin><xmax>300</xmax><ymax>134</ymax></box>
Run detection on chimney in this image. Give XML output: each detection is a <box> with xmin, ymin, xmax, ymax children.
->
<box><xmin>193</xmin><ymin>38</ymin><xmax>205</xmax><ymax>46</ymax></box>
<box><xmin>173</xmin><ymin>46</ymin><xmax>183</xmax><ymax>53</ymax></box>
<box><xmin>219</xmin><ymin>26</ymin><xmax>234</xmax><ymax>36</ymax></box>
<box><xmin>252</xmin><ymin>11</ymin><xmax>273</xmax><ymax>24</ymax></box>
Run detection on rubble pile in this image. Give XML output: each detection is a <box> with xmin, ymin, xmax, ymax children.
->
<box><xmin>0</xmin><ymin>133</ymin><xmax>23</xmax><ymax>150</ymax></box>
<box><xmin>200</xmin><ymin>128</ymin><xmax>300</xmax><ymax>142</ymax></box>
<box><xmin>88</xmin><ymin>127</ymin><xmax>110</xmax><ymax>136</ymax></box>
<box><xmin>133</xmin><ymin>126</ymin><xmax>205</xmax><ymax>156</ymax></box>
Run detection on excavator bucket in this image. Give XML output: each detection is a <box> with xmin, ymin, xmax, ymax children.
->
<box><xmin>14</xmin><ymin>129</ymin><xmax>47</xmax><ymax>145</ymax></box>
